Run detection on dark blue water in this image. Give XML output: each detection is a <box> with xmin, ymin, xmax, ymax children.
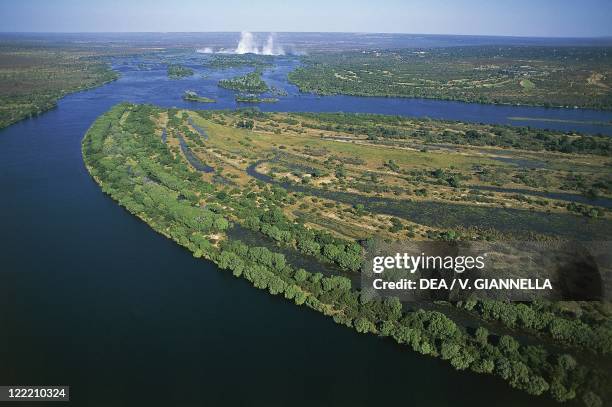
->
<box><xmin>0</xmin><ymin>52</ymin><xmax>601</xmax><ymax>406</ymax></box>
<box><xmin>122</xmin><ymin>54</ymin><xmax>612</xmax><ymax>135</ymax></box>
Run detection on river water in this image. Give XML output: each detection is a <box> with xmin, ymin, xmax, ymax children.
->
<box><xmin>0</xmin><ymin>52</ymin><xmax>605</xmax><ymax>406</ymax></box>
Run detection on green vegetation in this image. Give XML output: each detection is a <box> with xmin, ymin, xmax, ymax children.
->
<box><xmin>507</xmin><ymin>117</ymin><xmax>612</xmax><ymax>126</ymax></box>
<box><xmin>204</xmin><ymin>54</ymin><xmax>273</xmax><ymax>69</ymax></box>
<box><xmin>0</xmin><ymin>45</ymin><xmax>118</xmax><ymax>129</ymax></box>
<box><xmin>167</xmin><ymin>64</ymin><xmax>194</xmax><ymax>79</ymax></box>
<box><xmin>296</xmin><ymin>112</ymin><xmax>612</xmax><ymax>155</ymax></box>
<box><xmin>288</xmin><ymin>46</ymin><xmax>612</xmax><ymax>109</ymax></box>
<box><xmin>235</xmin><ymin>94</ymin><xmax>279</xmax><ymax>103</ymax></box>
<box><xmin>183</xmin><ymin>90</ymin><xmax>216</xmax><ymax>103</ymax></box>
<box><xmin>82</xmin><ymin>104</ymin><xmax>611</xmax><ymax>407</ymax></box>
<box><xmin>270</xmin><ymin>86</ymin><xmax>288</xmax><ymax>96</ymax></box>
<box><xmin>219</xmin><ymin>70</ymin><xmax>269</xmax><ymax>93</ymax></box>
<box><xmin>457</xmin><ymin>299</ymin><xmax>612</xmax><ymax>355</ymax></box>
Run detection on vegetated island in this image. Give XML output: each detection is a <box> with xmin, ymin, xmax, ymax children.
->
<box><xmin>235</xmin><ymin>94</ymin><xmax>278</xmax><ymax>103</ymax></box>
<box><xmin>0</xmin><ymin>44</ymin><xmax>119</xmax><ymax>129</ymax></box>
<box><xmin>167</xmin><ymin>64</ymin><xmax>194</xmax><ymax>79</ymax></box>
<box><xmin>83</xmin><ymin>103</ymin><xmax>611</xmax><ymax>407</ymax></box>
<box><xmin>204</xmin><ymin>54</ymin><xmax>273</xmax><ymax>69</ymax></box>
<box><xmin>183</xmin><ymin>90</ymin><xmax>216</xmax><ymax>103</ymax></box>
<box><xmin>287</xmin><ymin>46</ymin><xmax>612</xmax><ymax>110</ymax></box>
<box><xmin>270</xmin><ymin>85</ymin><xmax>288</xmax><ymax>96</ymax></box>
<box><xmin>218</xmin><ymin>70</ymin><xmax>269</xmax><ymax>93</ymax></box>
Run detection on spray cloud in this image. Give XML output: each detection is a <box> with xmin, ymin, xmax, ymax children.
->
<box><xmin>235</xmin><ymin>31</ymin><xmax>259</xmax><ymax>54</ymax></box>
<box><xmin>234</xmin><ymin>32</ymin><xmax>285</xmax><ymax>55</ymax></box>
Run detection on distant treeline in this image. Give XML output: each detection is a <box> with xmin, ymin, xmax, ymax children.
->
<box><xmin>288</xmin><ymin>46</ymin><xmax>612</xmax><ymax>110</ymax></box>
<box><xmin>0</xmin><ymin>48</ymin><xmax>118</xmax><ymax>129</ymax></box>
<box><xmin>296</xmin><ymin>112</ymin><xmax>612</xmax><ymax>156</ymax></box>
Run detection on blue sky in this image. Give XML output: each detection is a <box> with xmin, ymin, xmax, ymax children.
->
<box><xmin>1</xmin><ymin>0</ymin><xmax>611</xmax><ymax>37</ymax></box>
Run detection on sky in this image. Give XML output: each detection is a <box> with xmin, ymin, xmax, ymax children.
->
<box><xmin>1</xmin><ymin>0</ymin><xmax>611</xmax><ymax>37</ymax></box>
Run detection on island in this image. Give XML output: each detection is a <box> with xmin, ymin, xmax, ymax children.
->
<box><xmin>82</xmin><ymin>102</ymin><xmax>612</xmax><ymax>407</ymax></box>
<box><xmin>183</xmin><ymin>90</ymin><xmax>216</xmax><ymax>103</ymax></box>
<box><xmin>204</xmin><ymin>54</ymin><xmax>273</xmax><ymax>69</ymax></box>
<box><xmin>167</xmin><ymin>64</ymin><xmax>194</xmax><ymax>79</ymax></box>
<box><xmin>218</xmin><ymin>70</ymin><xmax>269</xmax><ymax>93</ymax></box>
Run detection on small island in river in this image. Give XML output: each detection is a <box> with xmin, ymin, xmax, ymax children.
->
<box><xmin>183</xmin><ymin>90</ymin><xmax>216</xmax><ymax>103</ymax></box>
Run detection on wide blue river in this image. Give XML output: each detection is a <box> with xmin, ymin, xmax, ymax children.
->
<box><xmin>1</xmin><ymin>53</ymin><xmax>605</xmax><ymax>406</ymax></box>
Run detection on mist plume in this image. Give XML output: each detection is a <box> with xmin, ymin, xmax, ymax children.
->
<box><xmin>234</xmin><ymin>32</ymin><xmax>285</xmax><ymax>55</ymax></box>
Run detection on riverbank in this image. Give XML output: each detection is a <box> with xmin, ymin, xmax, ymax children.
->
<box><xmin>80</xmin><ymin>103</ymin><xmax>611</xmax><ymax>407</ymax></box>
<box><xmin>0</xmin><ymin>47</ymin><xmax>120</xmax><ymax>129</ymax></box>
<box><xmin>2</xmin><ymin>40</ymin><xmax>611</xmax><ymax>406</ymax></box>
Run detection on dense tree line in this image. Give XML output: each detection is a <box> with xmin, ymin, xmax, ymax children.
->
<box><xmin>167</xmin><ymin>64</ymin><xmax>194</xmax><ymax>79</ymax></box>
<box><xmin>297</xmin><ymin>112</ymin><xmax>612</xmax><ymax>156</ymax></box>
<box><xmin>219</xmin><ymin>70</ymin><xmax>269</xmax><ymax>93</ymax></box>
<box><xmin>288</xmin><ymin>47</ymin><xmax>612</xmax><ymax>110</ymax></box>
<box><xmin>241</xmin><ymin>206</ymin><xmax>363</xmax><ymax>272</ymax></box>
<box><xmin>82</xmin><ymin>103</ymin><xmax>610</xmax><ymax>407</ymax></box>
<box><xmin>1</xmin><ymin>47</ymin><xmax>118</xmax><ymax>129</ymax></box>
<box><xmin>457</xmin><ymin>298</ymin><xmax>612</xmax><ymax>355</ymax></box>
<box><xmin>204</xmin><ymin>54</ymin><xmax>273</xmax><ymax>69</ymax></box>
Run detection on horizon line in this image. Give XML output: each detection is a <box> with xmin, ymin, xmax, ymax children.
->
<box><xmin>1</xmin><ymin>31</ymin><xmax>611</xmax><ymax>40</ymax></box>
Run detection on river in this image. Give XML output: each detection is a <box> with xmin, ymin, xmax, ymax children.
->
<box><xmin>1</xmin><ymin>51</ymin><xmax>604</xmax><ymax>406</ymax></box>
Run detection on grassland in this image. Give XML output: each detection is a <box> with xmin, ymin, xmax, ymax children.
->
<box><xmin>0</xmin><ymin>45</ymin><xmax>119</xmax><ymax>129</ymax></box>
<box><xmin>82</xmin><ymin>103</ymin><xmax>612</xmax><ymax>407</ymax></box>
<box><xmin>288</xmin><ymin>46</ymin><xmax>612</xmax><ymax>110</ymax></box>
<box><xmin>195</xmin><ymin>110</ymin><xmax>611</xmax><ymax>240</ymax></box>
